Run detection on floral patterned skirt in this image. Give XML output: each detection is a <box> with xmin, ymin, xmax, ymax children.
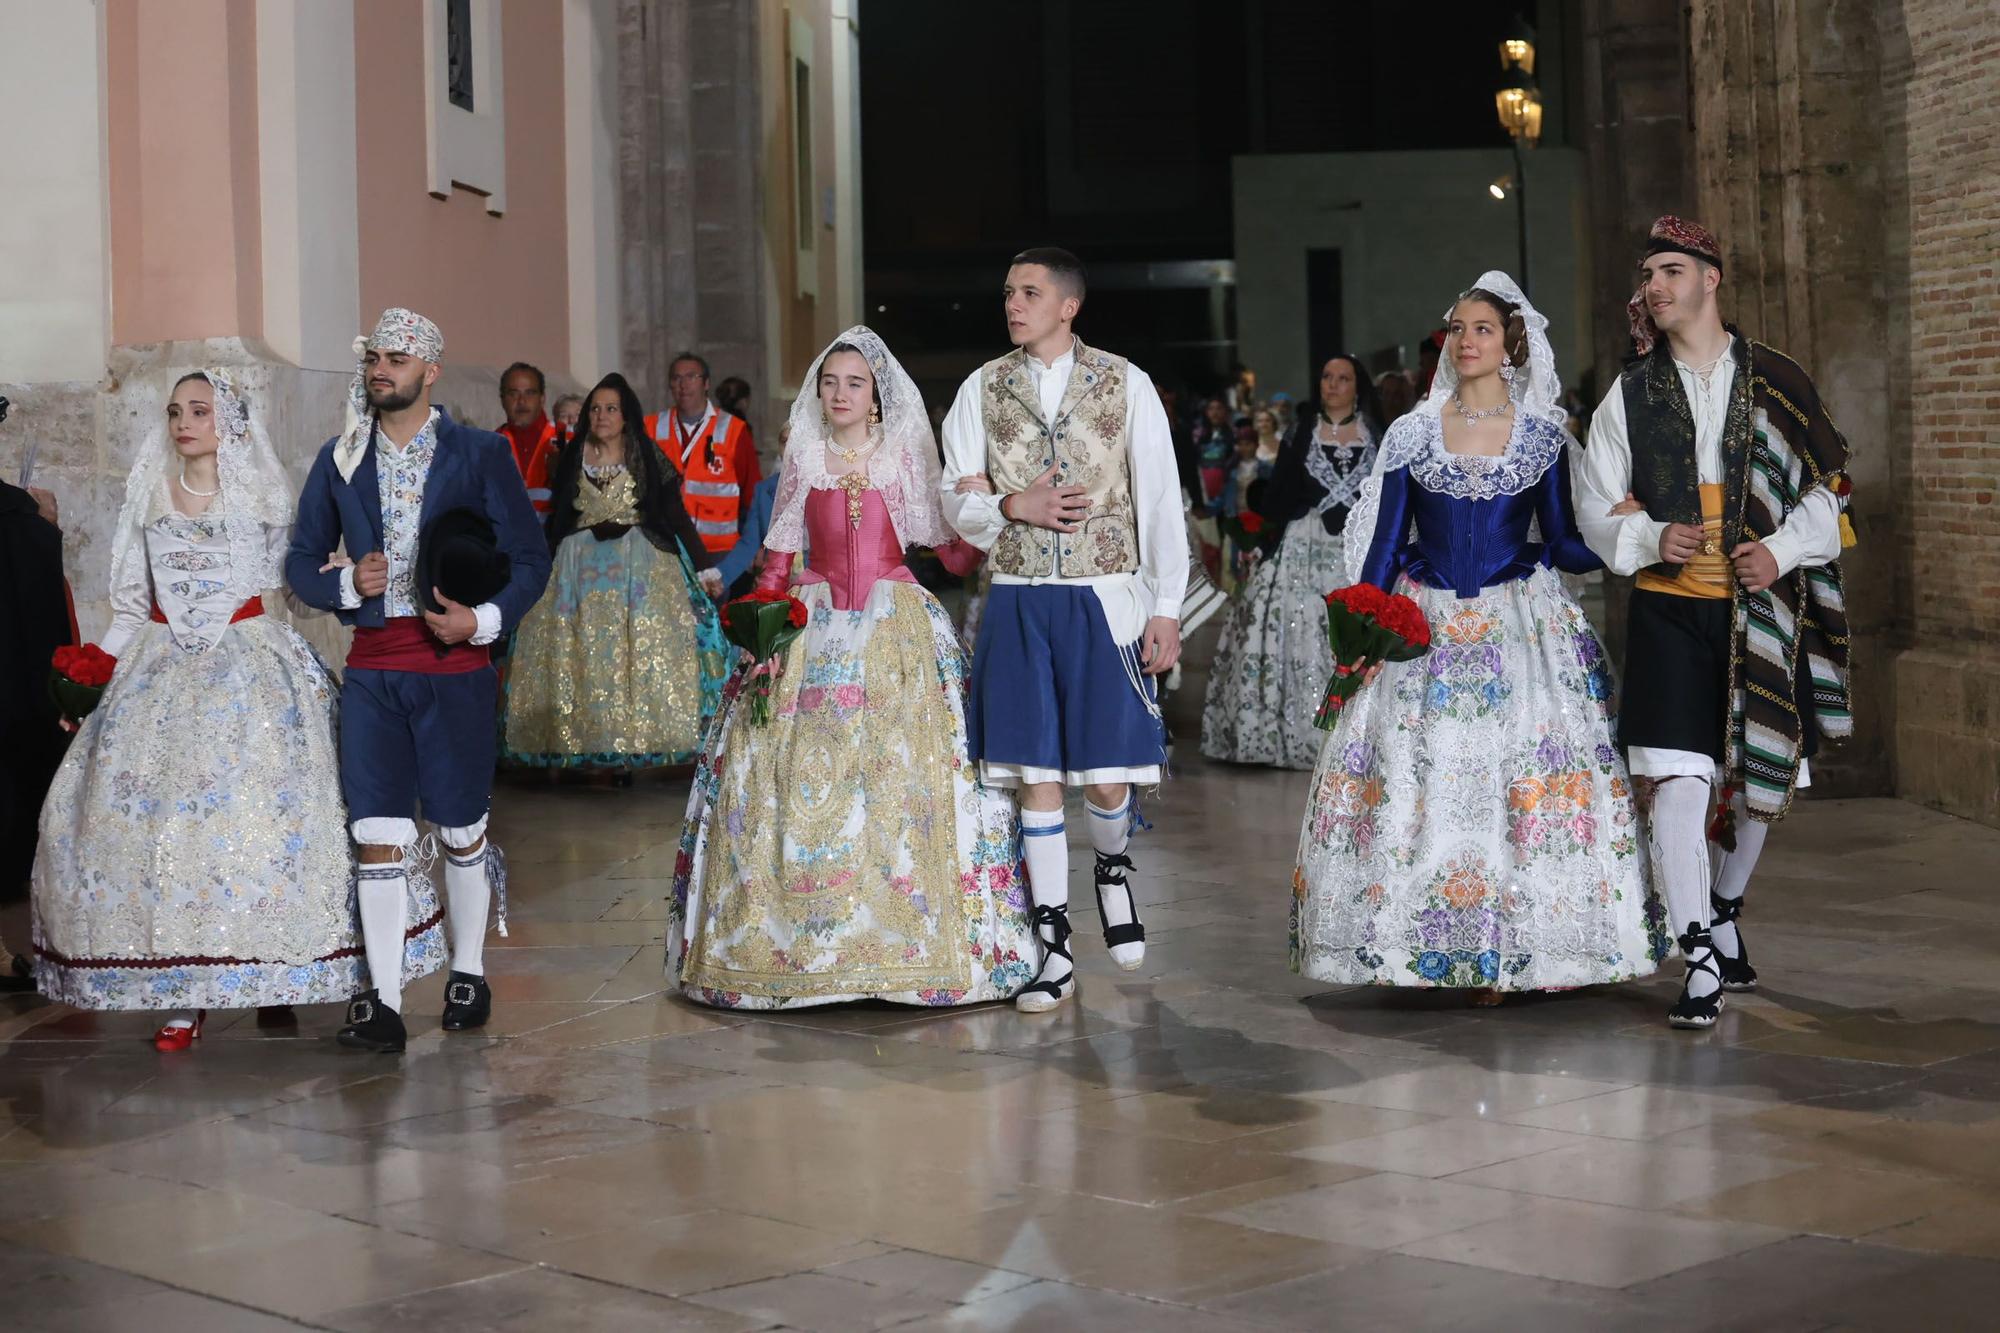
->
<box><xmin>1202</xmin><ymin>517</ymin><xmax>1345</xmax><ymax>770</ymax></box>
<box><xmin>503</xmin><ymin>528</ymin><xmax>727</xmax><ymax>768</ymax></box>
<box><xmin>32</xmin><ymin>618</ymin><xmax>443</xmax><ymax>1010</ymax></box>
<box><xmin>1292</xmin><ymin>567</ymin><xmax>1667</xmax><ymax>990</ymax></box>
<box><xmin>669</xmin><ymin>578</ymin><xmax>1036</xmax><ymax>1009</ymax></box>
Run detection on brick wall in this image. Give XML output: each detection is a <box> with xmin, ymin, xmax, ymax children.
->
<box><xmin>1885</xmin><ymin>0</ymin><xmax>2000</xmax><ymax>824</ymax></box>
<box><xmin>1898</xmin><ymin>3</ymin><xmax>2000</xmax><ymax>647</ymax></box>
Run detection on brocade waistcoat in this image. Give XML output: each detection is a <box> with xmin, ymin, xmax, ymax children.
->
<box><xmin>981</xmin><ymin>342</ymin><xmax>1139</xmax><ymax>578</ymax></box>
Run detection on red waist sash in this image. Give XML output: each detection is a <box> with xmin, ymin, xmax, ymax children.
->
<box><xmin>151</xmin><ymin>595</ymin><xmax>264</xmax><ymax>625</ymax></box>
<box><xmin>347</xmin><ymin>616</ymin><xmax>491</xmax><ymax>674</ymax></box>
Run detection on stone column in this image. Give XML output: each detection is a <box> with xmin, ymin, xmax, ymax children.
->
<box><xmin>616</xmin><ymin>0</ymin><xmax>765</xmax><ymax>409</ymax></box>
<box><xmin>1686</xmin><ymin>0</ymin><xmax>1895</xmax><ymax>801</ymax></box>
<box><xmin>1579</xmin><ymin>0</ymin><xmax>1696</xmax><ymax>388</ymax></box>
<box><xmin>1577</xmin><ymin>0</ymin><xmax>1697</xmax><ymax>657</ymax></box>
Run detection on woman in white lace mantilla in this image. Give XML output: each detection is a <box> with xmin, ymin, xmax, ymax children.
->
<box><xmin>1203</xmin><ymin>354</ymin><xmax>1383</xmax><ymax>770</ymax></box>
<box><xmin>32</xmin><ymin>371</ymin><xmax>440</xmax><ymax>1049</ymax></box>
<box><xmin>669</xmin><ymin>328</ymin><xmax>1036</xmax><ymax>1009</ymax></box>
<box><xmin>1291</xmin><ymin>276</ymin><xmax>1667</xmax><ymax>996</ymax></box>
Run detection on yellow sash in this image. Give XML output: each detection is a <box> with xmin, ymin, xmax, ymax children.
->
<box><xmin>1635</xmin><ymin>483</ymin><xmax>1732</xmax><ymax>599</ymax></box>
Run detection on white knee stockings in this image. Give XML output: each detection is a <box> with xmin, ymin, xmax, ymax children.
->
<box><xmin>1710</xmin><ymin>788</ymin><xmax>1765</xmax><ymax>960</ymax></box>
<box><xmin>444</xmin><ymin>843</ymin><xmax>493</xmax><ymax>977</ymax></box>
<box><xmin>1647</xmin><ymin>775</ymin><xmax>1719</xmax><ymax>1001</ymax></box>
<box><xmin>356</xmin><ymin>861</ymin><xmax>409</xmax><ymax>1014</ymax></box>
<box><xmin>1019</xmin><ymin>806</ymin><xmax>1072</xmax><ymax>987</ymax></box>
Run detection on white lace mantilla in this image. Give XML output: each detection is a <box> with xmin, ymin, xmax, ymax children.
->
<box><xmin>766</xmin><ymin>326</ymin><xmax>955</xmax><ymax>554</ymax></box>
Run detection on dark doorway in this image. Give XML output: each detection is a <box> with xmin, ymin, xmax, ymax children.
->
<box><xmin>1305</xmin><ymin>248</ymin><xmax>1343</xmax><ymax>388</ymax></box>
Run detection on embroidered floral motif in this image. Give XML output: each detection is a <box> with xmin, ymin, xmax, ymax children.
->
<box><xmin>377</xmin><ymin>410</ymin><xmax>440</xmax><ymax>618</ymax></box>
<box><xmin>980</xmin><ymin>343</ymin><xmax>1139</xmax><ymax>578</ymax></box>
<box><xmin>670</xmin><ymin>579</ymin><xmax>1035</xmax><ymax>1007</ymax></box>
<box><xmin>1291</xmin><ymin>568</ymin><xmax>1661</xmax><ymax>992</ymax></box>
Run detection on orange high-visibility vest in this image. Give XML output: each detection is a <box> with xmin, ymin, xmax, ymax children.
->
<box><xmin>646</xmin><ymin>406</ymin><xmax>745</xmax><ymax>553</ymax></box>
<box><xmin>498</xmin><ymin>418</ymin><xmax>560</xmax><ymax>520</ymax></box>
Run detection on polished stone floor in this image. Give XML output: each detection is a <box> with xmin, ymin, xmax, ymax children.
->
<box><xmin>7</xmin><ymin>690</ymin><xmax>2000</xmax><ymax>1331</ymax></box>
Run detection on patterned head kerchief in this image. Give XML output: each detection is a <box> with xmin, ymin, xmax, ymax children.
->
<box><xmin>333</xmin><ymin>307</ymin><xmax>445</xmax><ymax>481</ymax></box>
<box><xmin>366</xmin><ymin>306</ymin><xmax>445</xmax><ymax>362</ymax></box>
<box><xmin>1629</xmin><ymin>216</ymin><xmax>1725</xmax><ymax>356</ymax></box>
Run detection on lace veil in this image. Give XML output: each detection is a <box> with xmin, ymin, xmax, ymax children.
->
<box><xmin>108</xmin><ymin>367</ymin><xmax>295</xmax><ymax>600</ymax></box>
<box><xmin>1342</xmin><ymin>271</ymin><xmax>1571</xmax><ymax>583</ymax></box>
<box><xmin>765</xmin><ymin>326</ymin><xmax>955</xmax><ymax>552</ymax></box>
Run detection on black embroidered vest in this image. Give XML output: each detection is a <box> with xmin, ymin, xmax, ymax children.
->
<box><xmin>1617</xmin><ymin>334</ymin><xmax>1754</xmax><ymax>579</ymax></box>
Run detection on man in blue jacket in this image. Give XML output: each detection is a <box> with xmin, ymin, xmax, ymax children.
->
<box><xmin>286</xmin><ymin>308</ymin><xmax>551</xmax><ymax>1053</ymax></box>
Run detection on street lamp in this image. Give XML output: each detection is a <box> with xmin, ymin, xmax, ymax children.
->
<box><xmin>1496</xmin><ymin>17</ymin><xmax>1543</xmax><ymax>293</ymax></box>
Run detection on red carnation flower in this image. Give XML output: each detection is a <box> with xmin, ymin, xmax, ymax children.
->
<box><xmin>1312</xmin><ymin>584</ymin><xmax>1431</xmax><ymax>731</ymax></box>
<box><xmin>786</xmin><ymin>597</ymin><xmax>809</xmax><ymax>629</ymax></box>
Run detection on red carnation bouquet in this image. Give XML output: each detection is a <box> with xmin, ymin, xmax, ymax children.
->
<box><xmin>50</xmin><ymin>643</ymin><xmax>117</xmax><ymax>723</ymax></box>
<box><xmin>721</xmin><ymin>590</ymin><xmax>811</xmax><ymax>725</ymax></box>
<box><xmin>1313</xmin><ymin>583</ymin><xmax>1431</xmax><ymax>729</ymax></box>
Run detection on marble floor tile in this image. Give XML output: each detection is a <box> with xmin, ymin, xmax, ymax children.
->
<box><xmin>4</xmin><ymin>755</ymin><xmax>1999</xmax><ymax>1326</ymax></box>
<box><xmin>1211</xmin><ymin>1169</ymin><xmax>1526</xmax><ymax>1249</ymax></box>
<box><xmin>1397</xmin><ymin>1196</ymin><xmax>1789</xmax><ymax>1288</ymax></box>
<box><xmin>323</xmin><ymin>1266</ymin><xmax>768</xmax><ymax>1333</ymax></box>
<box><xmin>687</xmin><ymin>1271</ymin><xmax>955</xmax><ymax>1331</ymax></box>
<box><xmin>1293</xmin><ymin>1115</ymin><xmax>1596</xmax><ymax>1177</ymax></box>
<box><xmin>1677</xmin><ymin>1164</ymin><xmax>1973</xmax><ymax>1238</ymax></box>
<box><xmin>526</xmin><ymin>1207</ymin><xmax>887</xmax><ymax>1297</ymax></box>
<box><xmin>899</xmin><ymin>1279</ymin><xmax>1274</xmax><ymax>1332</ymax></box>
<box><xmin>812</xmin><ymin>1248</ymin><xmax>1042</xmax><ymax>1306</ymax></box>
<box><xmin>1621</xmin><ymin>1235</ymin><xmax>2000</xmax><ymax>1330</ymax></box>
<box><xmin>1205</xmin><ymin>1251</ymin><xmax>1651</xmax><ymax>1332</ymax></box>
<box><xmin>1502</xmin><ymin>1082</ymin><xmax>1778</xmax><ymax>1139</ymax></box>
<box><xmin>1449</xmin><ymin>1135</ymin><xmax>1808</xmax><ymax>1207</ymax></box>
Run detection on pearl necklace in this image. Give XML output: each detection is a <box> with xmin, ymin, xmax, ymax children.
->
<box><xmin>825</xmin><ymin>427</ymin><xmax>879</xmax><ymax>464</ymax></box>
<box><xmin>178</xmin><ymin>465</ymin><xmax>219</xmax><ymax>497</ymax></box>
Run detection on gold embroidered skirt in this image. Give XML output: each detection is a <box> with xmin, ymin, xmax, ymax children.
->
<box><xmin>504</xmin><ymin>528</ymin><xmax>726</xmax><ymax>768</ymax></box>
<box><xmin>669</xmin><ymin>578</ymin><xmax>1035</xmax><ymax>1008</ymax></box>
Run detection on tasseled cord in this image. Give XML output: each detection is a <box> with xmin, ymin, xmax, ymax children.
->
<box><xmin>487</xmin><ymin>841</ymin><xmax>509</xmax><ymax>937</ymax></box>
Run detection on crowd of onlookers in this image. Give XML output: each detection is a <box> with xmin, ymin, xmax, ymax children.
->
<box><xmin>1167</xmin><ymin>338</ymin><xmax>1594</xmax><ymax>589</ymax></box>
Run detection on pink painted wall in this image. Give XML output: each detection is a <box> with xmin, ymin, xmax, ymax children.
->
<box><xmin>352</xmin><ymin>0</ymin><xmax>570</xmax><ymax>375</ymax></box>
<box><xmin>106</xmin><ymin>0</ymin><xmax>265</xmax><ymax>345</ymax></box>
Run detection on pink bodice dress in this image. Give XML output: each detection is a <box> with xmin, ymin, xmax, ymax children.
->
<box><xmin>757</xmin><ymin>484</ymin><xmax>980</xmax><ymax>609</ymax></box>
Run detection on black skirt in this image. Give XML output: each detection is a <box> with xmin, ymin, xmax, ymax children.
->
<box><xmin>1619</xmin><ymin>588</ymin><xmax>1822</xmax><ymax>764</ymax></box>
<box><xmin>1619</xmin><ymin>589</ymin><xmax>1731</xmax><ymax>759</ymax></box>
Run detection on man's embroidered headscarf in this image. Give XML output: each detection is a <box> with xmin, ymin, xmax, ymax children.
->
<box><xmin>333</xmin><ymin>307</ymin><xmax>446</xmax><ymax>481</ymax></box>
<box><xmin>1627</xmin><ymin>216</ymin><xmax>1725</xmax><ymax>357</ymax></box>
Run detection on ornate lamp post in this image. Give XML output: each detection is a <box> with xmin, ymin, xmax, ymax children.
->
<box><xmin>1495</xmin><ymin>17</ymin><xmax>1543</xmax><ymax>294</ymax></box>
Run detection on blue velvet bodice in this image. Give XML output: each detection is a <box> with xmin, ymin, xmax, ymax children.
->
<box><xmin>1358</xmin><ymin>413</ymin><xmax>1601</xmax><ymax>598</ymax></box>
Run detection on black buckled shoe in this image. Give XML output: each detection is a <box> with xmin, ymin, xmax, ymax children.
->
<box><xmin>1710</xmin><ymin>893</ymin><xmax>1758</xmax><ymax>992</ymax></box>
<box><xmin>1667</xmin><ymin>927</ymin><xmax>1725</xmax><ymax>1031</ymax></box>
<box><xmin>441</xmin><ymin>971</ymin><xmax>492</xmax><ymax>1031</ymax></box>
<box><xmin>1015</xmin><ymin>903</ymin><xmax>1076</xmax><ymax>1014</ymax></box>
<box><xmin>1093</xmin><ymin>851</ymin><xmax>1146</xmax><ymax>971</ymax></box>
<box><xmin>336</xmin><ymin>990</ymin><xmax>407</xmax><ymax>1053</ymax></box>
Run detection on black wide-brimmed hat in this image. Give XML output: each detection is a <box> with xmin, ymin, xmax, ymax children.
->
<box><xmin>415</xmin><ymin>507</ymin><xmax>511</xmax><ymax>614</ymax></box>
